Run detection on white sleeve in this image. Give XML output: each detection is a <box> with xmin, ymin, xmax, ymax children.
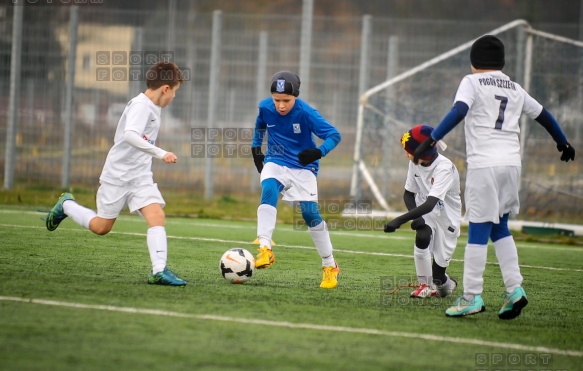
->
<box><xmin>404</xmin><ymin>162</ymin><xmax>419</xmax><ymax>193</ymax></box>
<box><xmin>521</xmin><ymin>89</ymin><xmax>543</xmax><ymax>119</ymax></box>
<box><xmin>123</xmin><ymin>130</ymin><xmax>167</xmax><ymax>159</ymax></box>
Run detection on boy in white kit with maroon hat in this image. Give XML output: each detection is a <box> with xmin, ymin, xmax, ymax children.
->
<box><xmin>383</xmin><ymin>124</ymin><xmax>461</xmax><ymax>299</ymax></box>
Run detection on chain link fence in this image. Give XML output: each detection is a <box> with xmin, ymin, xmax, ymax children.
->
<box><xmin>0</xmin><ymin>4</ymin><xmax>581</xmax><ymax>222</ymax></box>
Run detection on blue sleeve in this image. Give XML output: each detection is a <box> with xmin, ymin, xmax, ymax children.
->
<box><xmin>252</xmin><ymin>107</ymin><xmax>267</xmax><ymax>148</ymax></box>
<box><xmin>308</xmin><ymin>109</ymin><xmax>341</xmax><ymax>157</ymax></box>
<box><xmin>535</xmin><ymin>108</ymin><xmax>567</xmax><ymax>145</ymax></box>
<box><xmin>431</xmin><ymin>101</ymin><xmax>469</xmax><ymax>141</ymax></box>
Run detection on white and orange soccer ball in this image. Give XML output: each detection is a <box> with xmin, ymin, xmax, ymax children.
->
<box><xmin>219</xmin><ymin>248</ymin><xmax>256</xmax><ymax>284</ymax></box>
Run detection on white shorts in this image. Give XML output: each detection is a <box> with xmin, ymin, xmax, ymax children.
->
<box><xmin>96</xmin><ymin>181</ymin><xmax>165</xmax><ymax>219</ymax></box>
<box><xmin>465</xmin><ymin>166</ymin><xmax>520</xmax><ymax>223</ymax></box>
<box><xmin>260</xmin><ymin>162</ymin><xmax>318</xmax><ymax>203</ymax></box>
<box><xmin>424</xmin><ymin>214</ymin><xmax>459</xmax><ymax>267</ymax></box>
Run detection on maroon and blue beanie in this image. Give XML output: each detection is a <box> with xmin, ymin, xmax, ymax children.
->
<box><xmin>401</xmin><ymin>124</ymin><xmax>437</xmax><ymax>160</ymax></box>
<box><xmin>470</xmin><ymin>35</ymin><xmax>505</xmax><ymax>70</ymax></box>
<box><xmin>270</xmin><ymin>71</ymin><xmax>300</xmax><ymax>97</ymax></box>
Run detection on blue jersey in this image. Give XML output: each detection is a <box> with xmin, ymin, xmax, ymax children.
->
<box><xmin>252</xmin><ymin>98</ymin><xmax>341</xmax><ymax>175</ymax></box>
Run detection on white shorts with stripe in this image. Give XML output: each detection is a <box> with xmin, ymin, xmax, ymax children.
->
<box><xmin>260</xmin><ymin>162</ymin><xmax>318</xmax><ymax>202</ymax></box>
<box><xmin>424</xmin><ymin>214</ymin><xmax>460</xmax><ymax>268</ymax></box>
<box><xmin>96</xmin><ymin>180</ymin><xmax>165</xmax><ymax>219</ymax></box>
<box><xmin>465</xmin><ymin>166</ymin><xmax>520</xmax><ymax>224</ymax></box>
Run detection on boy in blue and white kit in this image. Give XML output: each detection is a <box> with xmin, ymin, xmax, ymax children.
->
<box><xmin>251</xmin><ymin>71</ymin><xmax>342</xmax><ymax>288</ymax></box>
<box><xmin>414</xmin><ymin>35</ymin><xmax>576</xmax><ymax>319</ymax></box>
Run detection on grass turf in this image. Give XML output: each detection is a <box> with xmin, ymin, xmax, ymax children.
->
<box><xmin>0</xmin><ymin>206</ymin><xmax>582</xmax><ymax>370</ymax></box>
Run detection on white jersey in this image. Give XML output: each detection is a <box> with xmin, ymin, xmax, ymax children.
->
<box><xmin>454</xmin><ymin>71</ymin><xmax>543</xmax><ymax>169</ymax></box>
<box><xmin>404</xmin><ymin>154</ymin><xmax>462</xmax><ymax>229</ymax></box>
<box><xmin>100</xmin><ymin>93</ymin><xmax>163</xmax><ymax>185</ymax></box>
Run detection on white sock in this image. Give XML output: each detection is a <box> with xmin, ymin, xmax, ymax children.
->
<box><xmin>147</xmin><ymin>226</ymin><xmax>167</xmax><ymax>274</ymax></box>
<box><xmin>257</xmin><ymin>204</ymin><xmax>277</xmax><ymax>249</ymax></box>
<box><xmin>62</xmin><ymin>200</ymin><xmax>96</xmax><ymax>230</ymax></box>
<box><xmin>462</xmin><ymin>244</ymin><xmax>488</xmax><ymax>298</ymax></box>
<box><xmin>308</xmin><ymin>221</ymin><xmax>335</xmax><ymax>267</ymax></box>
<box><xmin>413</xmin><ymin>246</ymin><xmax>432</xmax><ymax>285</ymax></box>
<box><xmin>494</xmin><ymin>236</ymin><xmax>523</xmax><ymax>293</ymax></box>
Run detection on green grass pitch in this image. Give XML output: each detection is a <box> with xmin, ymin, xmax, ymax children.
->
<box><xmin>0</xmin><ymin>206</ymin><xmax>582</xmax><ymax>370</ymax></box>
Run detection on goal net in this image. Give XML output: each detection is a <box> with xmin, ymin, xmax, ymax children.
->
<box><xmin>350</xmin><ymin>20</ymin><xmax>583</xmax><ymax>223</ymax></box>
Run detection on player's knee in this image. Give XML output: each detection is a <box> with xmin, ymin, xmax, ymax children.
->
<box><xmin>91</xmin><ymin>223</ymin><xmax>112</xmax><ymax>235</ymax></box>
<box><xmin>260</xmin><ymin>178</ymin><xmax>283</xmax><ymax>207</ymax></box>
<box><xmin>491</xmin><ymin>214</ymin><xmax>511</xmax><ymax>242</ymax></box>
<box><xmin>300</xmin><ymin>201</ymin><xmax>323</xmax><ymax>228</ymax></box>
<box><xmin>415</xmin><ymin>225</ymin><xmax>432</xmax><ymax>249</ymax></box>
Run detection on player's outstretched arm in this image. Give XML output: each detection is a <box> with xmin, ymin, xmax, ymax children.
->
<box><xmin>413</xmin><ymin>102</ymin><xmax>468</xmax><ymax>164</ymax></box>
<box><xmin>403</xmin><ymin>190</ymin><xmax>425</xmax><ymax>230</ymax></box>
<box><xmin>534</xmin><ymin>108</ymin><xmax>575</xmax><ymax>162</ymax></box>
<box><xmin>384</xmin><ymin>196</ymin><xmax>439</xmax><ymax>233</ymax></box>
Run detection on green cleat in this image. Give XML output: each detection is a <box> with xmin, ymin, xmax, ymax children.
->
<box><xmin>46</xmin><ymin>192</ymin><xmax>75</xmax><ymax>231</ymax></box>
<box><xmin>148</xmin><ymin>268</ymin><xmax>187</xmax><ymax>286</ymax></box>
<box><xmin>445</xmin><ymin>295</ymin><xmax>486</xmax><ymax>317</ymax></box>
<box><xmin>498</xmin><ymin>287</ymin><xmax>528</xmax><ymax>320</ymax></box>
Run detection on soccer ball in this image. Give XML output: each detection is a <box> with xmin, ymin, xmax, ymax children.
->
<box><xmin>219</xmin><ymin>248</ymin><xmax>256</xmax><ymax>284</ymax></box>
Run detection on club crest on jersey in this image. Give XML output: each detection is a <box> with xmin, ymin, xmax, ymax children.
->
<box><xmin>293</xmin><ymin>123</ymin><xmax>301</xmax><ymax>133</ymax></box>
<box><xmin>142</xmin><ymin>135</ymin><xmax>155</xmax><ymax>145</ymax></box>
<box><xmin>276</xmin><ymin>79</ymin><xmax>286</xmax><ymax>93</ymax></box>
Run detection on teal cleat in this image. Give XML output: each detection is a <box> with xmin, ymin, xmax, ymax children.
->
<box><xmin>498</xmin><ymin>287</ymin><xmax>528</xmax><ymax>320</ymax></box>
<box><xmin>148</xmin><ymin>268</ymin><xmax>187</xmax><ymax>286</ymax></box>
<box><xmin>46</xmin><ymin>192</ymin><xmax>75</xmax><ymax>231</ymax></box>
<box><xmin>445</xmin><ymin>295</ymin><xmax>486</xmax><ymax>317</ymax></box>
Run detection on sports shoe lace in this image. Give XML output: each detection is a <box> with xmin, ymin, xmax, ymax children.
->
<box><xmin>322</xmin><ymin>267</ymin><xmax>333</xmax><ymax>281</ymax></box>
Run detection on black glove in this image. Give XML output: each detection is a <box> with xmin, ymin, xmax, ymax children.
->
<box><xmin>557</xmin><ymin>142</ymin><xmax>575</xmax><ymax>162</ymax></box>
<box><xmin>384</xmin><ymin>218</ymin><xmax>403</xmax><ymax>233</ymax></box>
<box><xmin>251</xmin><ymin>146</ymin><xmax>265</xmax><ymax>173</ymax></box>
<box><xmin>413</xmin><ymin>137</ymin><xmax>437</xmax><ymax>164</ymax></box>
<box><xmin>298</xmin><ymin>148</ymin><xmax>322</xmax><ymax>166</ymax></box>
<box><xmin>410</xmin><ymin>217</ymin><xmax>426</xmax><ymax>230</ymax></box>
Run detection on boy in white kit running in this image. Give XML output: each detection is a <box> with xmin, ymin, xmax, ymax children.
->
<box><xmin>251</xmin><ymin>71</ymin><xmax>342</xmax><ymax>288</ymax></box>
<box><xmin>46</xmin><ymin>62</ymin><xmax>187</xmax><ymax>286</ymax></box>
<box><xmin>414</xmin><ymin>35</ymin><xmax>575</xmax><ymax>319</ymax></box>
<box><xmin>383</xmin><ymin>124</ymin><xmax>461</xmax><ymax>299</ymax></box>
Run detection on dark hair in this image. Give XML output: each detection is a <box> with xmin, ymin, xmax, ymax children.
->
<box><xmin>146</xmin><ymin>62</ymin><xmax>184</xmax><ymax>89</ymax></box>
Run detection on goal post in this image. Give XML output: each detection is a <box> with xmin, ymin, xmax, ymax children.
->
<box><xmin>349</xmin><ymin>20</ymin><xmax>583</xmax><ymax>223</ymax></box>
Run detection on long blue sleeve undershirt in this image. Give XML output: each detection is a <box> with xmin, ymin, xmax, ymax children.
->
<box><xmin>535</xmin><ymin>108</ymin><xmax>567</xmax><ymax>145</ymax></box>
<box><xmin>431</xmin><ymin>101</ymin><xmax>469</xmax><ymax>141</ymax></box>
<box><xmin>432</xmin><ymin>102</ymin><xmax>567</xmax><ymax>147</ymax></box>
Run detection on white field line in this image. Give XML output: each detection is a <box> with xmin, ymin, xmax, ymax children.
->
<box><xmin>3</xmin><ymin>208</ymin><xmax>582</xmax><ymax>251</ymax></box>
<box><xmin>0</xmin><ymin>295</ymin><xmax>581</xmax><ymax>358</ymax></box>
<box><xmin>2</xmin><ymin>222</ymin><xmax>583</xmax><ymax>273</ymax></box>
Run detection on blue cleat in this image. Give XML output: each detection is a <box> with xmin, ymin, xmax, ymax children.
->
<box><xmin>498</xmin><ymin>287</ymin><xmax>528</xmax><ymax>320</ymax></box>
<box><xmin>445</xmin><ymin>295</ymin><xmax>486</xmax><ymax>317</ymax></box>
<box><xmin>147</xmin><ymin>268</ymin><xmax>187</xmax><ymax>286</ymax></box>
<box><xmin>46</xmin><ymin>192</ymin><xmax>75</xmax><ymax>231</ymax></box>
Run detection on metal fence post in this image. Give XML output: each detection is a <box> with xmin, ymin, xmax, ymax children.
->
<box><xmin>299</xmin><ymin>0</ymin><xmax>313</xmax><ymax>102</ymax></box>
<box><xmin>3</xmin><ymin>3</ymin><xmax>24</xmax><ymax>190</ymax></box>
<box><xmin>61</xmin><ymin>5</ymin><xmax>79</xmax><ymax>189</ymax></box>
<box><xmin>205</xmin><ymin>10</ymin><xmax>222</xmax><ymax>200</ymax></box>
